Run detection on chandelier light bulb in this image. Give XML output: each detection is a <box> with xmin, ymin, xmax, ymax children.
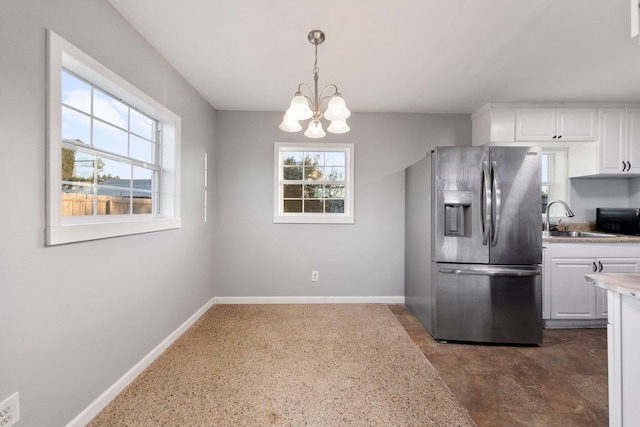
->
<box><xmin>327</xmin><ymin>119</ymin><xmax>350</xmax><ymax>134</ymax></box>
<box><xmin>279</xmin><ymin>114</ymin><xmax>302</xmax><ymax>132</ymax></box>
<box><xmin>286</xmin><ymin>95</ymin><xmax>313</xmax><ymax>120</ymax></box>
<box><xmin>324</xmin><ymin>95</ymin><xmax>351</xmax><ymax>121</ymax></box>
<box><xmin>304</xmin><ymin>121</ymin><xmax>326</xmax><ymax>138</ymax></box>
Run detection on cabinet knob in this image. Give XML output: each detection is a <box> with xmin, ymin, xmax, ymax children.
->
<box><xmin>592</xmin><ymin>262</ymin><xmax>598</xmax><ymax>272</ymax></box>
<box><xmin>598</xmin><ymin>261</ymin><xmax>603</xmax><ymax>272</ymax></box>
<box><xmin>627</xmin><ymin>161</ymin><xmax>632</xmax><ymax>171</ymax></box>
<box><xmin>557</xmin><ymin>135</ymin><xmax>562</xmax><ymax>139</ymax></box>
<box><xmin>623</xmin><ymin>161</ymin><xmax>628</xmax><ymax>172</ymax></box>
<box><xmin>552</xmin><ymin>135</ymin><xmax>557</xmax><ymax>139</ymax></box>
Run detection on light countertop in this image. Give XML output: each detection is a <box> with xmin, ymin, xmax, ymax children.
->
<box><xmin>543</xmin><ymin>235</ymin><xmax>640</xmax><ymax>243</ymax></box>
<box><xmin>585</xmin><ymin>272</ymin><xmax>640</xmax><ymax>299</ymax></box>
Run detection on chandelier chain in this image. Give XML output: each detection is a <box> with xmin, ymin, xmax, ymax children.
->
<box><xmin>313</xmin><ymin>42</ymin><xmax>319</xmax><ymax>75</ymax></box>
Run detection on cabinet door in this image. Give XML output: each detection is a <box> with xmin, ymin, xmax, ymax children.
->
<box><xmin>515</xmin><ymin>109</ymin><xmax>557</xmax><ymax>141</ymax></box>
<box><xmin>556</xmin><ymin>108</ymin><xmax>596</xmax><ymax>141</ymax></box>
<box><xmin>550</xmin><ymin>258</ymin><xmax>596</xmax><ymax>319</ymax></box>
<box><xmin>626</xmin><ymin>109</ymin><xmax>640</xmax><ymax>173</ymax></box>
<box><xmin>596</xmin><ymin>287</ymin><xmax>608</xmax><ymax>319</ymax></box>
<box><xmin>598</xmin><ymin>108</ymin><xmax>626</xmax><ymax>174</ymax></box>
<box><xmin>596</xmin><ymin>258</ymin><xmax>640</xmax><ymax>318</ymax></box>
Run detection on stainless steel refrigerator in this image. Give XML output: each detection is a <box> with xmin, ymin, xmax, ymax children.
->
<box><xmin>405</xmin><ymin>146</ymin><xmax>542</xmax><ymax>344</ymax></box>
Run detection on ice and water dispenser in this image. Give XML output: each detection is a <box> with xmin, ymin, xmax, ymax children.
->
<box><xmin>443</xmin><ymin>190</ymin><xmax>472</xmax><ymax>237</ymax></box>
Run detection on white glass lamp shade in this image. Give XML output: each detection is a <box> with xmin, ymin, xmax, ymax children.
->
<box><xmin>279</xmin><ymin>114</ymin><xmax>302</xmax><ymax>132</ymax></box>
<box><xmin>286</xmin><ymin>95</ymin><xmax>313</xmax><ymax>120</ymax></box>
<box><xmin>304</xmin><ymin>121</ymin><xmax>326</xmax><ymax>138</ymax></box>
<box><xmin>327</xmin><ymin>119</ymin><xmax>350</xmax><ymax>134</ymax></box>
<box><xmin>323</xmin><ymin>95</ymin><xmax>351</xmax><ymax>121</ymax></box>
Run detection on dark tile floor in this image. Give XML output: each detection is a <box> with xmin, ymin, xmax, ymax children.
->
<box><xmin>389</xmin><ymin>304</ymin><xmax>608</xmax><ymax>427</ymax></box>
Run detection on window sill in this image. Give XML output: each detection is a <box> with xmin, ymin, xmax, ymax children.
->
<box><xmin>273</xmin><ymin>214</ymin><xmax>354</xmax><ymax>225</ymax></box>
<box><xmin>46</xmin><ymin>217</ymin><xmax>181</xmax><ymax>245</ymax></box>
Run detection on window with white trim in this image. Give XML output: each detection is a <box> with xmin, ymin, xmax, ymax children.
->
<box><xmin>47</xmin><ymin>31</ymin><xmax>181</xmax><ymax>245</ymax></box>
<box><xmin>541</xmin><ymin>149</ymin><xmax>567</xmax><ymax>215</ymax></box>
<box><xmin>274</xmin><ymin>143</ymin><xmax>354</xmax><ymax>224</ymax></box>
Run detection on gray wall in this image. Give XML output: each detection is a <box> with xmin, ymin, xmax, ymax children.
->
<box><xmin>569</xmin><ymin>178</ymin><xmax>631</xmax><ymax>222</ymax></box>
<box><xmin>0</xmin><ymin>1</ymin><xmax>216</xmax><ymax>425</ymax></box>
<box><xmin>629</xmin><ymin>177</ymin><xmax>640</xmax><ymax>206</ymax></box>
<box><xmin>214</xmin><ymin>112</ymin><xmax>470</xmax><ymax>298</ymax></box>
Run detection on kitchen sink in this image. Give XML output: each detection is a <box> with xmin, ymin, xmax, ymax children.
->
<box><xmin>543</xmin><ymin>230</ymin><xmax>613</xmax><ymax>238</ymax></box>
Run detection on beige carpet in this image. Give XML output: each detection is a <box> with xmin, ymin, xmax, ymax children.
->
<box><xmin>88</xmin><ymin>304</ymin><xmax>474</xmax><ymax>426</ymax></box>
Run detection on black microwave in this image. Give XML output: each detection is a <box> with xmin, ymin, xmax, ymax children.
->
<box><xmin>596</xmin><ymin>208</ymin><xmax>640</xmax><ymax>235</ymax></box>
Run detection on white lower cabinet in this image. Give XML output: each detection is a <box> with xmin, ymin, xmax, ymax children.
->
<box><xmin>543</xmin><ymin>243</ymin><xmax>640</xmax><ymax>320</ymax></box>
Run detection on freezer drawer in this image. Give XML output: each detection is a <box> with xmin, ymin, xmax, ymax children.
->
<box><xmin>432</xmin><ymin>262</ymin><xmax>542</xmax><ymax>344</ymax></box>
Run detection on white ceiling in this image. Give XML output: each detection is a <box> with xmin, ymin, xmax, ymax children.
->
<box><xmin>108</xmin><ymin>0</ymin><xmax>640</xmax><ymax>114</ymax></box>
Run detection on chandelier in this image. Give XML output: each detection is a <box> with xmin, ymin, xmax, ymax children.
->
<box><xmin>279</xmin><ymin>30</ymin><xmax>351</xmax><ymax>138</ymax></box>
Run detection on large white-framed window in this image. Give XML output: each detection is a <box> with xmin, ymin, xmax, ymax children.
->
<box><xmin>541</xmin><ymin>149</ymin><xmax>567</xmax><ymax>215</ymax></box>
<box><xmin>274</xmin><ymin>143</ymin><xmax>354</xmax><ymax>224</ymax></box>
<box><xmin>46</xmin><ymin>30</ymin><xmax>181</xmax><ymax>245</ymax></box>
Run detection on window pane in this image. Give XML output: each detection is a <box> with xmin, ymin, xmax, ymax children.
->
<box><xmin>325</xmin><ymin>166</ymin><xmax>345</xmax><ymax>181</ymax></box>
<box><xmin>325</xmin><ymin>185</ymin><xmax>345</xmax><ymax>198</ymax></box>
<box><xmin>542</xmin><ymin>185</ymin><xmax>549</xmax><ymax>213</ymax></box>
<box><xmin>93</xmin><ymin>120</ymin><xmax>128</xmax><ymax>156</ymax></box>
<box><xmin>284</xmin><ymin>200</ymin><xmax>302</xmax><ymax>213</ymax></box>
<box><xmin>304</xmin><ymin>185</ymin><xmax>324</xmax><ymax>199</ymax></box>
<box><xmin>130</xmin><ymin>134</ymin><xmax>154</xmax><ymax>163</ymax></box>
<box><xmin>541</xmin><ymin>154</ymin><xmax>550</xmax><ymax>182</ymax></box>
<box><xmin>283</xmin><ymin>152</ymin><xmax>303</xmax><ymax>165</ymax></box>
<box><xmin>98</xmin><ymin>187</ymin><xmax>130</xmax><ymax>215</ymax></box>
<box><xmin>93</xmin><ymin>88</ymin><xmax>128</xmax><ymax>128</ymax></box>
<box><xmin>304</xmin><ymin>200</ymin><xmax>323</xmax><ymax>213</ymax></box>
<box><xmin>305</xmin><ymin>166</ymin><xmax>324</xmax><ymax>180</ymax></box>
<box><xmin>324</xmin><ymin>152</ymin><xmax>345</xmax><ymax>167</ymax></box>
<box><xmin>132</xmin><ymin>164</ymin><xmax>154</xmax><ymax>214</ymax></box>
<box><xmin>62</xmin><ymin>149</ymin><xmax>95</xmax><ymax>183</ymax></box>
<box><xmin>62</xmin><ymin>184</ymin><xmax>94</xmax><ymax>216</ymax></box>
<box><xmin>129</xmin><ymin>109</ymin><xmax>155</xmax><ymax>140</ymax></box>
<box><xmin>62</xmin><ymin>71</ymin><xmax>91</xmax><ymax>114</ymax></box>
<box><xmin>325</xmin><ymin>200</ymin><xmax>344</xmax><ymax>213</ymax></box>
<box><xmin>133</xmin><ymin>193</ymin><xmax>153</xmax><ymax>214</ymax></box>
<box><xmin>97</xmin><ymin>157</ymin><xmax>131</xmax><ymax>186</ymax></box>
<box><xmin>62</xmin><ymin>106</ymin><xmax>91</xmax><ymax>145</ymax></box>
<box><xmin>283</xmin><ymin>166</ymin><xmax>302</xmax><ymax>180</ymax></box>
<box><xmin>283</xmin><ymin>184</ymin><xmax>302</xmax><ymax>198</ymax></box>
<box><xmin>133</xmin><ymin>166</ymin><xmax>153</xmax><ymax>186</ymax></box>
<box><xmin>304</xmin><ymin>152</ymin><xmax>323</xmax><ymax>166</ymax></box>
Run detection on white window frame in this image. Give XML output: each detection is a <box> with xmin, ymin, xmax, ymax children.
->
<box><xmin>274</xmin><ymin>142</ymin><xmax>354</xmax><ymax>224</ymax></box>
<box><xmin>46</xmin><ymin>30</ymin><xmax>181</xmax><ymax>245</ymax></box>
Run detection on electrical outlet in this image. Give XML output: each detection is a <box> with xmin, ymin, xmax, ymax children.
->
<box><xmin>0</xmin><ymin>392</ymin><xmax>19</xmax><ymax>427</ymax></box>
<box><xmin>311</xmin><ymin>271</ymin><xmax>319</xmax><ymax>282</ymax></box>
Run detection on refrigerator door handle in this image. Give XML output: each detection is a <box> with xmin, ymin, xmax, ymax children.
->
<box><xmin>481</xmin><ymin>160</ymin><xmax>491</xmax><ymax>245</ymax></box>
<box><xmin>491</xmin><ymin>160</ymin><xmax>502</xmax><ymax>246</ymax></box>
<box><xmin>438</xmin><ymin>267</ymin><xmax>540</xmax><ymax>277</ymax></box>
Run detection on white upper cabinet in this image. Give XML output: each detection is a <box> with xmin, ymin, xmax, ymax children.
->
<box><xmin>571</xmin><ymin>108</ymin><xmax>640</xmax><ymax>177</ymax></box>
<box><xmin>598</xmin><ymin>108</ymin><xmax>627</xmax><ymax>174</ymax></box>
<box><xmin>626</xmin><ymin>109</ymin><xmax>640</xmax><ymax>173</ymax></box>
<box><xmin>515</xmin><ymin>108</ymin><xmax>597</xmax><ymax>142</ymax></box>
<box><xmin>471</xmin><ymin>105</ymin><xmax>515</xmax><ymax>146</ymax></box>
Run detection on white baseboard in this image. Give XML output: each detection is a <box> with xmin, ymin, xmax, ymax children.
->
<box><xmin>66</xmin><ymin>297</ymin><xmax>216</xmax><ymax>427</ymax></box>
<box><xmin>214</xmin><ymin>296</ymin><xmax>405</xmax><ymax>304</ymax></box>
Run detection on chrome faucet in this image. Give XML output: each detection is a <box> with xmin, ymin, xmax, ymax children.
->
<box><xmin>544</xmin><ymin>200</ymin><xmax>575</xmax><ymax>235</ymax></box>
